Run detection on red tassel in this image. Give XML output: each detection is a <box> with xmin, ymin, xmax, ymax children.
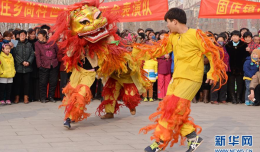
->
<box><xmin>96</xmin><ymin>78</ymin><xmax>123</xmax><ymax>116</ymax></box>
<box><xmin>121</xmin><ymin>83</ymin><xmax>141</xmax><ymax>110</ymax></box>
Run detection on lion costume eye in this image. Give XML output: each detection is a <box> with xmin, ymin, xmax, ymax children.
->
<box><xmin>94</xmin><ymin>11</ymin><xmax>102</xmax><ymax>19</ymax></box>
<box><xmin>79</xmin><ymin>18</ymin><xmax>90</xmax><ymax>25</ymax></box>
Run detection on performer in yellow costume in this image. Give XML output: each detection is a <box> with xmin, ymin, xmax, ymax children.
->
<box><xmin>133</xmin><ymin>8</ymin><xmax>227</xmax><ymax>152</ymax></box>
<box><xmin>49</xmin><ymin>0</ymin><xmax>150</xmax><ymax>129</ymax></box>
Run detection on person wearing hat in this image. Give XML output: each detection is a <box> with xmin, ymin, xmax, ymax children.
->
<box><xmin>243</xmin><ymin>49</ymin><xmax>260</xmax><ymax>106</ymax></box>
<box><xmin>145</xmin><ymin>28</ymin><xmax>154</xmax><ymax>37</ymax></box>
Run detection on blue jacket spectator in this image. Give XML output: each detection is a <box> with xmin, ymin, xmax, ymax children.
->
<box><xmin>243</xmin><ymin>56</ymin><xmax>259</xmax><ymax>80</ymax></box>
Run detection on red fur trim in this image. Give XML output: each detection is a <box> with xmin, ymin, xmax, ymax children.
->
<box><xmin>96</xmin><ymin>79</ymin><xmax>141</xmax><ymax>115</ymax></box>
<box><xmin>94</xmin><ymin>44</ymin><xmax>130</xmax><ymax>77</ymax></box>
<box><xmin>96</xmin><ymin>99</ymin><xmax>122</xmax><ymax>116</ymax></box>
<box><xmin>96</xmin><ymin>78</ymin><xmax>123</xmax><ymax>116</ymax></box>
<box><xmin>139</xmin><ymin>94</ymin><xmax>202</xmax><ymax>149</ymax></box>
<box><xmin>59</xmin><ymin>83</ymin><xmax>92</xmax><ymax>122</ymax></box>
<box><xmin>121</xmin><ymin>83</ymin><xmax>141</xmax><ymax>110</ymax></box>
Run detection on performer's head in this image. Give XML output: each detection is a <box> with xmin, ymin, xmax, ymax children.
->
<box><xmin>164</xmin><ymin>8</ymin><xmax>187</xmax><ymax>33</ymax></box>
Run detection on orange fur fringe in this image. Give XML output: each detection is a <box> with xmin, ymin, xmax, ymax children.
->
<box><xmin>139</xmin><ymin>94</ymin><xmax>202</xmax><ymax>149</ymax></box>
<box><xmin>196</xmin><ymin>30</ymin><xmax>228</xmax><ymax>90</ymax></box>
<box><xmin>132</xmin><ymin>35</ymin><xmax>169</xmax><ymax>60</ymax></box>
<box><xmin>59</xmin><ymin>83</ymin><xmax>92</xmax><ymax>122</ymax></box>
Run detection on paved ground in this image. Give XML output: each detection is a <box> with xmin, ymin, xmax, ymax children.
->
<box><xmin>0</xmin><ymin>100</ymin><xmax>259</xmax><ymax>152</ymax></box>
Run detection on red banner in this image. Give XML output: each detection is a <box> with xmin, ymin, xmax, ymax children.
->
<box><xmin>0</xmin><ymin>0</ymin><xmax>168</xmax><ymax>23</ymax></box>
<box><xmin>199</xmin><ymin>0</ymin><xmax>260</xmax><ymax>19</ymax></box>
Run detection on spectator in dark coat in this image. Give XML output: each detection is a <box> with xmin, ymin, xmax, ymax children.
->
<box><xmin>13</xmin><ymin>30</ymin><xmax>34</xmax><ymax>104</ymax></box>
<box><xmin>226</xmin><ymin>30</ymin><xmax>250</xmax><ymax>104</ymax></box>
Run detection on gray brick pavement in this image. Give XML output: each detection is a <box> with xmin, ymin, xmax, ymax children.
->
<box><xmin>0</xmin><ymin>100</ymin><xmax>259</xmax><ymax>152</ymax></box>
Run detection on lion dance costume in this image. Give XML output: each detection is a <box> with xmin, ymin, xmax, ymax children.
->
<box><xmin>49</xmin><ymin>0</ymin><xmax>150</xmax><ymax>128</ymax></box>
<box><xmin>132</xmin><ymin>29</ymin><xmax>228</xmax><ymax>151</ymax></box>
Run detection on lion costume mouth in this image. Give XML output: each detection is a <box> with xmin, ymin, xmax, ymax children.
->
<box><xmin>78</xmin><ymin>23</ymin><xmax>109</xmax><ymax>43</ymax></box>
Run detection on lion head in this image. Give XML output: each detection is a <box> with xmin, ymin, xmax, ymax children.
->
<box><xmin>70</xmin><ymin>4</ymin><xmax>109</xmax><ymax>43</ymax></box>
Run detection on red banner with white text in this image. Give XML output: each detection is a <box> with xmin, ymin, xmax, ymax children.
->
<box><xmin>199</xmin><ymin>0</ymin><xmax>260</xmax><ymax>19</ymax></box>
<box><xmin>0</xmin><ymin>0</ymin><xmax>168</xmax><ymax>23</ymax></box>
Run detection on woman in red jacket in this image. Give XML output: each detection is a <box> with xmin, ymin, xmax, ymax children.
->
<box><xmin>35</xmin><ymin>30</ymin><xmax>59</xmax><ymax>103</ymax></box>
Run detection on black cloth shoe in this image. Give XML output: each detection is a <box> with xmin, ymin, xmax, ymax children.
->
<box><xmin>144</xmin><ymin>141</ymin><xmax>162</xmax><ymax>152</ymax></box>
<box><xmin>186</xmin><ymin>136</ymin><xmax>203</xmax><ymax>152</ymax></box>
<box><xmin>41</xmin><ymin>99</ymin><xmax>46</xmax><ymax>103</ymax></box>
<box><xmin>63</xmin><ymin>118</ymin><xmax>71</xmax><ymax>129</ymax></box>
<box><xmin>231</xmin><ymin>95</ymin><xmax>237</xmax><ymax>104</ymax></box>
<box><xmin>237</xmin><ymin>96</ymin><xmax>242</xmax><ymax>104</ymax></box>
<box><xmin>49</xmin><ymin>97</ymin><xmax>56</xmax><ymax>103</ymax></box>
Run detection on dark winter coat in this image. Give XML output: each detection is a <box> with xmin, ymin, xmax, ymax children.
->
<box><xmin>28</xmin><ymin>38</ymin><xmax>39</xmax><ymax>78</ymax></box>
<box><xmin>225</xmin><ymin>40</ymin><xmax>250</xmax><ymax>75</ymax></box>
<box><xmin>13</xmin><ymin>39</ymin><xmax>34</xmax><ymax>73</ymax></box>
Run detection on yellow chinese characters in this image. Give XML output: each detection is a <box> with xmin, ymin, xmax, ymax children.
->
<box><xmin>216</xmin><ymin>0</ymin><xmax>229</xmax><ymax>14</ymax></box>
<box><xmin>99</xmin><ymin>6</ymin><xmax>108</xmax><ymax>14</ymax></box>
<box><xmin>50</xmin><ymin>7</ymin><xmax>61</xmax><ymax>17</ymax></box>
<box><xmin>1</xmin><ymin>0</ymin><xmax>12</xmax><ymax>16</ymax></box>
<box><xmin>230</xmin><ymin>2</ymin><xmax>242</xmax><ymax>14</ymax></box>
<box><xmin>111</xmin><ymin>4</ymin><xmax>120</xmax><ymax>15</ymax></box>
<box><xmin>122</xmin><ymin>2</ymin><xmax>131</xmax><ymax>17</ymax></box>
<box><xmin>243</xmin><ymin>4</ymin><xmax>256</xmax><ymax>13</ymax></box>
<box><xmin>36</xmin><ymin>4</ymin><xmax>47</xmax><ymax>18</ymax></box>
<box><xmin>142</xmin><ymin>0</ymin><xmax>152</xmax><ymax>16</ymax></box>
<box><xmin>133</xmin><ymin>0</ymin><xmax>141</xmax><ymax>16</ymax></box>
<box><xmin>24</xmin><ymin>2</ymin><xmax>35</xmax><ymax>17</ymax></box>
<box><xmin>14</xmin><ymin>1</ymin><xmax>22</xmax><ymax>17</ymax></box>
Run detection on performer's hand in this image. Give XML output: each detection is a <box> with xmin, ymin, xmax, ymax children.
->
<box><xmin>205</xmin><ymin>79</ymin><xmax>214</xmax><ymax>85</ymax></box>
<box><xmin>246</xmin><ymin>47</ymin><xmax>250</xmax><ymax>52</ymax></box>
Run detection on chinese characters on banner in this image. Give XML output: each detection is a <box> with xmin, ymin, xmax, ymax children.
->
<box><xmin>0</xmin><ymin>0</ymin><xmax>168</xmax><ymax>23</ymax></box>
<box><xmin>199</xmin><ymin>0</ymin><xmax>260</xmax><ymax>19</ymax></box>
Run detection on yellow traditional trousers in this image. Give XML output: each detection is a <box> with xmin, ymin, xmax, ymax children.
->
<box><xmin>59</xmin><ymin>66</ymin><xmax>96</xmax><ymax>122</ymax></box>
<box><xmin>157</xmin><ymin>78</ymin><xmax>201</xmax><ymax>138</ymax></box>
<box><xmin>104</xmin><ymin>79</ymin><xmax>122</xmax><ymax>113</ymax></box>
<box><xmin>140</xmin><ymin>78</ymin><xmax>202</xmax><ymax>149</ymax></box>
<box><xmin>97</xmin><ymin>72</ymin><xmax>141</xmax><ymax>115</ymax></box>
<box><xmin>69</xmin><ymin>67</ymin><xmax>96</xmax><ymax>90</ymax></box>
